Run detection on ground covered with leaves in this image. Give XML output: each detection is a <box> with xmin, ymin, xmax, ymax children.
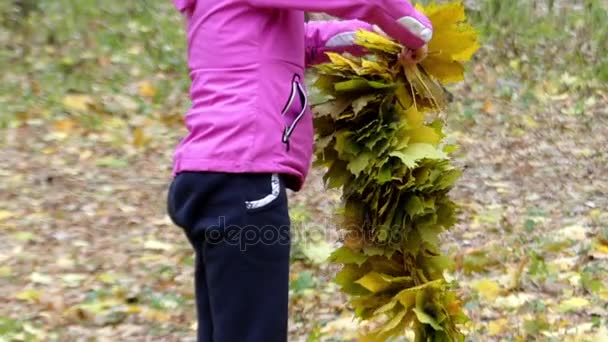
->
<box><xmin>1</xmin><ymin>0</ymin><xmax>607</xmax><ymax>341</ymax></box>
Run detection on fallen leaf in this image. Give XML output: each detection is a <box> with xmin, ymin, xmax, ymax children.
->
<box><xmin>0</xmin><ymin>210</ymin><xmax>15</xmax><ymax>222</ymax></box>
<box><xmin>97</xmin><ymin>273</ymin><xmax>119</xmax><ymax>285</ymax></box>
<box><xmin>523</xmin><ymin>316</ymin><xmax>550</xmax><ymax>336</ymax></box>
<box><xmin>30</xmin><ymin>272</ymin><xmax>53</xmax><ymax>285</ymax></box>
<box><xmin>522</xmin><ymin>115</ymin><xmax>539</xmax><ymax>128</ymax></box>
<box><xmin>138</xmin><ymin>81</ymin><xmax>157</xmax><ymax>98</ymax></box>
<box><xmin>488</xmin><ymin>318</ymin><xmax>509</xmax><ymax>336</ymax></box>
<box><xmin>555</xmin><ymin>224</ymin><xmax>588</xmax><ymax>241</ymax></box>
<box><xmin>493</xmin><ymin>293</ymin><xmax>536</xmax><ymax>309</ymax></box>
<box><xmin>592</xmin><ymin>243</ymin><xmax>608</xmax><ymax>258</ymax></box>
<box><xmin>472</xmin><ymin>279</ymin><xmax>502</xmax><ymax>301</ymax></box>
<box><xmin>61</xmin><ymin>274</ymin><xmax>88</xmax><ymax>288</ymax></box>
<box><xmin>141</xmin><ymin>307</ymin><xmax>171</xmax><ymax>322</ymax></box>
<box><xmin>558</xmin><ymin>297</ymin><xmax>590</xmax><ymax>312</ymax></box>
<box><xmin>132</xmin><ymin>127</ymin><xmax>149</xmax><ymax>148</ymax></box>
<box><xmin>482</xmin><ymin>99</ymin><xmax>496</xmax><ymax>114</ymax></box>
<box><xmin>143</xmin><ymin>240</ymin><xmax>173</xmax><ymax>251</ymax></box>
<box><xmin>53</xmin><ymin>119</ymin><xmax>76</xmax><ymax>133</ymax></box>
<box><xmin>301</xmin><ymin>240</ymin><xmax>333</xmax><ymax>264</ymax></box>
<box><xmin>14</xmin><ymin>289</ymin><xmax>42</xmax><ymax>302</ymax></box>
<box><xmin>62</xmin><ymin>94</ymin><xmax>94</xmax><ymax>112</ymax></box>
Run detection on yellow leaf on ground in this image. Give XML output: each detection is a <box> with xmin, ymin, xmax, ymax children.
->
<box><xmin>0</xmin><ymin>210</ymin><xmax>14</xmax><ymax>222</ymax></box>
<box><xmin>472</xmin><ymin>279</ymin><xmax>502</xmax><ymax>301</ymax></box>
<box><xmin>97</xmin><ymin>272</ymin><xmax>119</xmax><ymax>284</ymax></box>
<box><xmin>594</xmin><ymin>243</ymin><xmax>608</xmax><ymax>255</ymax></box>
<box><xmin>598</xmin><ymin>289</ymin><xmax>608</xmax><ymax>301</ymax></box>
<box><xmin>126</xmin><ymin>305</ymin><xmax>141</xmax><ymax>314</ymax></box>
<box><xmin>301</xmin><ymin>240</ymin><xmax>333</xmax><ymax>264</ymax></box>
<box><xmin>142</xmin><ymin>308</ymin><xmax>171</xmax><ymax>322</ymax></box>
<box><xmin>488</xmin><ymin>318</ymin><xmax>509</xmax><ymax>336</ymax></box>
<box><xmin>14</xmin><ymin>289</ymin><xmax>42</xmax><ymax>302</ymax></box>
<box><xmin>138</xmin><ymin>81</ymin><xmax>157</xmax><ymax>98</ymax></box>
<box><xmin>53</xmin><ymin>119</ymin><xmax>76</xmax><ymax>133</ymax></box>
<box><xmin>483</xmin><ymin>99</ymin><xmax>496</xmax><ymax>114</ymax></box>
<box><xmin>62</xmin><ymin>94</ymin><xmax>94</xmax><ymax>112</ymax></box>
<box><xmin>522</xmin><ymin>115</ymin><xmax>539</xmax><ymax>128</ymax></box>
<box><xmin>132</xmin><ymin>127</ymin><xmax>149</xmax><ymax>148</ymax></box>
<box><xmin>558</xmin><ymin>297</ymin><xmax>590</xmax><ymax>312</ymax></box>
<box><xmin>143</xmin><ymin>239</ymin><xmax>173</xmax><ymax>251</ymax></box>
<box><xmin>589</xmin><ymin>209</ymin><xmax>602</xmax><ymax>221</ymax></box>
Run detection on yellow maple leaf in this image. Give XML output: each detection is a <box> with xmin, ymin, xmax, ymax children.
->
<box><xmin>326</xmin><ymin>52</ymin><xmax>362</xmax><ymax>72</ymax></box>
<box><xmin>407</xmin><ymin>126</ymin><xmax>441</xmax><ymax>145</ymax></box>
<box><xmin>355</xmin><ymin>272</ymin><xmax>392</xmax><ymax>293</ymax></box>
<box><xmin>355</xmin><ymin>30</ymin><xmax>402</xmax><ymax>54</ymax></box>
<box><xmin>420</xmin><ymin>57</ymin><xmax>465</xmax><ymax>83</ymax></box>
<box><xmin>418</xmin><ymin>1</ymin><xmax>480</xmax><ymax>84</ymax></box>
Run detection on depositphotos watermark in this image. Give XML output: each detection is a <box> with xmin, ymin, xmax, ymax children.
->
<box><xmin>198</xmin><ymin>217</ymin><xmax>413</xmax><ymax>251</ymax></box>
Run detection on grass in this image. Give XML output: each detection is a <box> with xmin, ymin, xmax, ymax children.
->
<box><xmin>1</xmin><ymin>0</ymin><xmax>606</xmax><ymax>126</ymax></box>
<box><xmin>469</xmin><ymin>0</ymin><xmax>608</xmax><ymax>81</ymax></box>
<box><xmin>0</xmin><ymin>0</ymin><xmax>189</xmax><ymax>127</ymax></box>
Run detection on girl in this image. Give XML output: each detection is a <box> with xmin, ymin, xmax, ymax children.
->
<box><xmin>167</xmin><ymin>1</ymin><xmax>432</xmax><ymax>341</ymax></box>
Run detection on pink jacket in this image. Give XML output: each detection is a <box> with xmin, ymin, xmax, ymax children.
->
<box><xmin>172</xmin><ymin>0</ymin><xmax>432</xmax><ymax>190</ymax></box>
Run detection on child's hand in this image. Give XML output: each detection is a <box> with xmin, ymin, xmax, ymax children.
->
<box><xmin>399</xmin><ymin>45</ymin><xmax>428</xmax><ymax>65</ymax></box>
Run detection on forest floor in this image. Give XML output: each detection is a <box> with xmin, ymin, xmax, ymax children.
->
<box><xmin>1</xmin><ymin>1</ymin><xmax>607</xmax><ymax>341</ymax></box>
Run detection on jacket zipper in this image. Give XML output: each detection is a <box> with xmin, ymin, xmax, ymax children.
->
<box><xmin>281</xmin><ymin>74</ymin><xmax>308</xmax><ymax>151</ymax></box>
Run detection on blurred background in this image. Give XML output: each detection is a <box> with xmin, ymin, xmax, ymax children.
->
<box><xmin>0</xmin><ymin>0</ymin><xmax>607</xmax><ymax>341</ymax></box>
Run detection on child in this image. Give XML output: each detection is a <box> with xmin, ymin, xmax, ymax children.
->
<box><xmin>167</xmin><ymin>1</ymin><xmax>432</xmax><ymax>341</ymax></box>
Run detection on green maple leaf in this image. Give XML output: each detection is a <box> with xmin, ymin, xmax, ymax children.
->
<box><xmin>389</xmin><ymin>143</ymin><xmax>448</xmax><ymax>169</ymax></box>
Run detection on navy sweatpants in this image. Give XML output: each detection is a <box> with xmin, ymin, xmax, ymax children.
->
<box><xmin>167</xmin><ymin>172</ymin><xmax>291</xmax><ymax>342</ymax></box>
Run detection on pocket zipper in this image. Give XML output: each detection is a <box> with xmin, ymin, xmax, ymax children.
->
<box><xmin>281</xmin><ymin>75</ymin><xmax>308</xmax><ymax>151</ymax></box>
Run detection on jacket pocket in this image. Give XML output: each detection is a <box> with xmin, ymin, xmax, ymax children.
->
<box><xmin>280</xmin><ymin>74</ymin><xmax>308</xmax><ymax>150</ymax></box>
